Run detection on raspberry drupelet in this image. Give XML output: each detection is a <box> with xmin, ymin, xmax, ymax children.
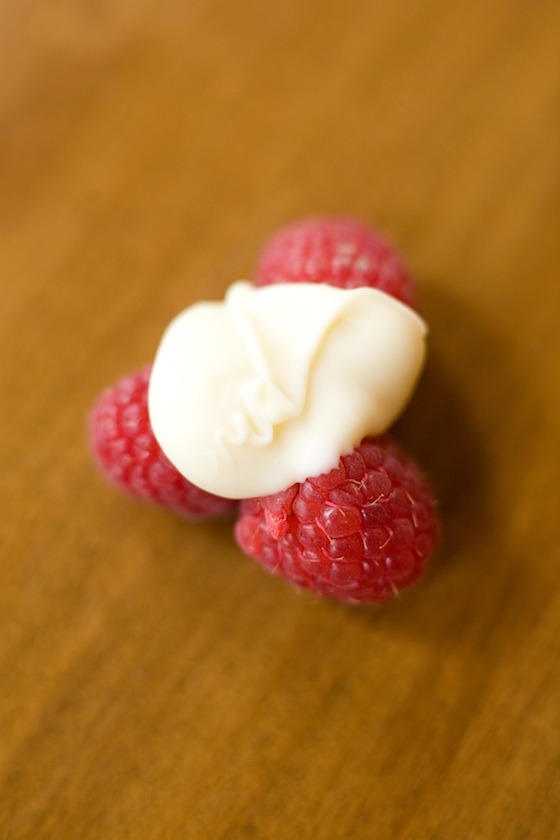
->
<box><xmin>255</xmin><ymin>217</ymin><xmax>417</xmax><ymax>309</ymax></box>
<box><xmin>234</xmin><ymin>436</ymin><xmax>439</xmax><ymax>604</ymax></box>
<box><xmin>90</xmin><ymin>367</ymin><xmax>238</xmax><ymax>520</ymax></box>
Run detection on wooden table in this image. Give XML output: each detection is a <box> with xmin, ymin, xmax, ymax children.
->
<box><xmin>2</xmin><ymin>1</ymin><xmax>559</xmax><ymax>837</ymax></box>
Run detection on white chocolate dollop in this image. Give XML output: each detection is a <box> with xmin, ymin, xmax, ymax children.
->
<box><xmin>148</xmin><ymin>281</ymin><xmax>427</xmax><ymax>498</ymax></box>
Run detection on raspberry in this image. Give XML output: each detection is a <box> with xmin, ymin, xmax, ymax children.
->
<box><xmin>89</xmin><ymin>367</ymin><xmax>238</xmax><ymax>519</ymax></box>
<box><xmin>234</xmin><ymin>436</ymin><xmax>439</xmax><ymax>604</ymax></box>
<box><xmin>255</xmin><ymin>217</ymin><xmax>417</xmax><ymax>309</ymax></box>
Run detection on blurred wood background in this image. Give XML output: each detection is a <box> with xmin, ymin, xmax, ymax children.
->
<box><xmin>1</xmin><ymin>1</ymin><xmax>559</xmax><ymax>838</ymax></box>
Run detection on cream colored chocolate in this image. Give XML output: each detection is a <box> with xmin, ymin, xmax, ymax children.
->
<box><xmin>148</xmin><ymin>281</ymin><xmax>427</xmax><ymax>498</ymax></box>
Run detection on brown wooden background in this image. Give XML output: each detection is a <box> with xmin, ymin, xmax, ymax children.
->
<box><xmin>1</xmin><ymin>1</ymin><xmax>560</xmax><ymax>838</ymax></box>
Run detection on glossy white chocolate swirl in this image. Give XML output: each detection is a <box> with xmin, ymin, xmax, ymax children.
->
<box><xmin>148</xmin><ymin>281</ymin><xmax>427</xmax><ymax>498</ymax></box>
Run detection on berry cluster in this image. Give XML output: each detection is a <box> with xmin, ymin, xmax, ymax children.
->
<box><xmin>235</xmin><ymin>436</ymin><xmax>438</xmax><ymax>604</ymax></box>
<box><xmin>90</xmin><ymin>218</ymin><xmax>439</xmax><ymax>603</ymax></box>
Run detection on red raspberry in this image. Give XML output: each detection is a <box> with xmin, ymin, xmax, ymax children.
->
<box><xmin>234</xmin><ymin>436</ymin><xmax>439</xmax><ymax>604</ymax></box>
<box><xmin>90</xmin><ymin>367</ymin><xmax>238</xmax><ymax>519</ymax></box>
<box><xmin>255</xmin><ymin>217</ymin><xmax>417</xmax><ymax>309</ymax></box>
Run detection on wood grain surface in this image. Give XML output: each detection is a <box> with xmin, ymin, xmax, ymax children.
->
<box><xmin>1</xmin><ymin>1</ymin><xmax>560</xmax><ymax>838</ymax></box>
